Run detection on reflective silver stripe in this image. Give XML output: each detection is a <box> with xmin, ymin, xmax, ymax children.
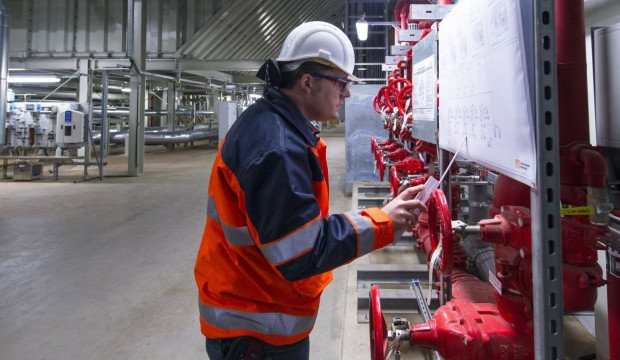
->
<box><xmin>222</xmin><ymin>225</ymin><xmax>255</xmax><ymax>246</ymax></box>
<box><xmin>345</xmin><ymin>211</ymin><xmax>375</xmax><ymax>256</ymax></box>
<box><xmin>207</xmin><ymin>196</ymin><xmax>219</xmax><ymax>222</ymax></box>
<box><xmin>260</xmin><ymin>218</ymin><xmax>322</xmax><ymax>265</ymax></box>
<box><xmin>207</xmin><ymin>195</ymin><xmax>255</xmax><ymax>247</ymax></box>
<box><xmin>198</xmin><ymin>300</ymin><xmax>316</xmax><ymax>336</ymax></box>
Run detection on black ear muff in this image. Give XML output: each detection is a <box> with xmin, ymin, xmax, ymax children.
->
<box><xmin>256</xmin><ymin>59</ymin><xmax>281</xmax><ymax>88</ymax></box>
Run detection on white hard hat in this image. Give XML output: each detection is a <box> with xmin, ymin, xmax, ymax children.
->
<box><xmin>276</xmin><ymin>21</ymin><xmax>360</xmax><ymax>82</ymax></box>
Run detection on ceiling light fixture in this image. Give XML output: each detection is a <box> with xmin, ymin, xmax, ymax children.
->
<box><xmin>356</xmin><ymin>13</ymin><xmax>368</xmax><ymax>41</ymax></box>
<box><xmin>8</xmin><ymin>75</ymin><xmax>61</xmax><ymax>84</ymax></box>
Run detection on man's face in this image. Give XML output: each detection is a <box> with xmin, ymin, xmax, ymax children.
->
<box><xmin>306</xmin><ymin>68</ymin><xmax>352</xmax><ymax>122</ymax></box>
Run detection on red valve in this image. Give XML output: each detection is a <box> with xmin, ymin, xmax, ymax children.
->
<box><xmin>415</xmin><ymin>140</ymin><xmax>437</xmax><ymax>157</ymax></box>
<box><xmin>400</xmin><ymin>114</ymin><xmax>415</xmax><ymax>141</ymax></box>
<box><xmin>369</xmin><ymin>285</ymin><xmax>388</xmax><ymax>360</ymax></box>
<box><xmin>383</xmin><ymin>86</ymin><xmax>400</xmax><ymax>113</ymax></box>
<box><xmin>378</xmin><ymin>138</ymin><xmax>396</xmax><ymax>147</ymax></box>
<box><xmin>373</xmin><ymin>95</ymin><xmax>382</xmax><ymax>113</ymax></box>
<box><xmin>394</xmin><ymin>156</ymin><xmax>424</xmax><ymax>174</ymax></box>
<box><xmin>387</xmin><ymin>148</ymin><xmax>409</xmax><ymax>161</ymax></box>
<box><xmin>375</xmin><ymin>86</ymin><xmax>389</xmax><ymax>112</ymax></box>
<box><xmin>427</xmin><ymin>188</ymin><xmax>454</xmax><ymax>275</ymax></box>
<box><xmin>396</xmin><ymin>84</ymin><xmax>412</xmax><ymax>116</ymax></box>
<box><xmin>385</xmin><ymin>78</ymin><xmax>411</xmax><ymax>111</ymax></box>
<box><xmin>382</xmin><ymin>142</ymin><xmax>401</xmax><ymax>153</ymax></box>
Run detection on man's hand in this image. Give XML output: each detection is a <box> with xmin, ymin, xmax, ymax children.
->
<box><xmin>381</xmin><ymin>185</ymin><xmax>428</xmax><ymax>235</ymax></box>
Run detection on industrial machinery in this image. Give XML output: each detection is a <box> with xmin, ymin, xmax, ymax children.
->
<box><xmin>1</xmin><ymin>102</ymin><xmax>83</xmax><ymax>180</ymax></box>
<box><xmin>364</xmin><ymin>0</ymin><xmax>617</xmax><ymax>359</ymax></box>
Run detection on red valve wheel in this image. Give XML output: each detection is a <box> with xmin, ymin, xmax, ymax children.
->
<box><xmin>383</xmin><ymin>86</ymin><xmax>400</xmax><ymax>113</ymax></box>
<box><xmin>427</xmin><ymin>188</ymin><xmax>454</xmax><ymax>275</ymax></box>
<box><xmin>373</xmin><ymin>95</ymin><xmax>382</xmax><ymax>113</ymax></box>
<box><xmin>376</xmin><ymin>86</ymin><xmax>395</xmax><ymax>113</ymax></box>
<box><xmin>385</xmin><ymin>78</ymin><xmax>411</xmax><ymax>111</ymax></box>
<box><xmin>369</xmin><ymin>285</ymin><xmax>388</xmax><ymax>360</ymax></box>
<box><xmin>396</xmin><ymin>84</ymin><xmax>412</xmax><ymax>116</ymax></box>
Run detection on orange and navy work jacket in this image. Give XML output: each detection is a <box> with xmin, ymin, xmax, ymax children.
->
<box><xmin>194</xmin><ymin>88</ymin><xmax>395</xmax><ymax>346</ymax></box>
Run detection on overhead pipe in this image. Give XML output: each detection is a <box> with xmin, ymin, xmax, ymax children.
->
<box><xmin>92</xmin><ymin>124</ymin><xmax>217</xmax><ymax>146</ymax></box>
<box><xmin>91</xmin><ymin>109</ymin><xmax>214</xmax><ymax>117</ymax></box>
<box><xmin>0</xmin><ymin>0</ymin><xmax>9</xmax><ymax>146</ymax></box>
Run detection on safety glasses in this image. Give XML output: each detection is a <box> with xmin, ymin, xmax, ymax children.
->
<box><xmin>309</xmin><ymin>72</ymin><xmax>353</xmax><ymax>95</ymax></box>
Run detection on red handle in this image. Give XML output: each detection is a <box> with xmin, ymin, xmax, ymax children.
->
<box><xmin>369</xmin><ymin>285</ymin><xmax>388</xmax><ymax>360</ymax></box>
<box><xmin>427</xmin><ymin>188</ymin><xmax>454</xmax><ymax>275</ymax></box>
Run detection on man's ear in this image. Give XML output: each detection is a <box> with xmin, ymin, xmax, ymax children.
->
<box><xmin>298</xmin><ymin>73</ymin><xmax>314</xmax><ymax>94</ymax></box>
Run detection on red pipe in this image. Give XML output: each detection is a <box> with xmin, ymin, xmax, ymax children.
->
<box><xmin>555</xmin><ymin>0</ymin><xmax>589</xmax><ymax>145</ymax></box>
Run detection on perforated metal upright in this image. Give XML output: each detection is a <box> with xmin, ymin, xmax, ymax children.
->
<box><xmin>531</xmin><ymin>0</ymin><xmax>564</xmax><ymax>359</ymax></box>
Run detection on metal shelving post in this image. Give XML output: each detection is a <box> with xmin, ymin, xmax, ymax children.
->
<box><xmin>531</xmin><ymin>0</ymin><xmax>564</xmax><ymax>359</ymax></box>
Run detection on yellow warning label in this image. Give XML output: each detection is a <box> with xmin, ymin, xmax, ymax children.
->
<box><xmin>560</xmin><ymin>206</ymin><xmax>593</xmax><ymax>216</ymax></box>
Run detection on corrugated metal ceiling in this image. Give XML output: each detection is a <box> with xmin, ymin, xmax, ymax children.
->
<box><xmin>179</xmin><ymin>0</ymin><xmax>345</xmax><ymax>62</ymax></box>
<box><xmin>8</xmin><ymin>0</ymin><xmax>345</xmax><ymax>84</ymax></box>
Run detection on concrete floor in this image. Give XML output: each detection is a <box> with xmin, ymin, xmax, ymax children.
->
<box><xmin>0</xmin><ymin>131</ymin><xmax>598</xmax><ymax>360</ymax></box>
<box><xmin>0</xmin><ymin>134</ymin><xmax>354</xmax><ymax>360</ymax></box>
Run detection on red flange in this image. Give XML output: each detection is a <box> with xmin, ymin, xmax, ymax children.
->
<box><xmin>427</xmin><ymin>188</ymin><xmax>454</xmax><ymax>275</ymax></box>
<box><xmin>369</xmin><ymin>285</ymin><xmax>388</xmax><ymax>360</ymax></box>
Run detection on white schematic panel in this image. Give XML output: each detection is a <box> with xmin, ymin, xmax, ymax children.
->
<box><xmin>438</xmin><ymin>0</ymin><xmax>536</xmax><ymax>187</ymax></box>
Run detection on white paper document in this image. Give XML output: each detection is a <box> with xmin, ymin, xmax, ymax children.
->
<box><xmin>412</xmin><ymin>55</ymin><xmax>437</xmax><ymax>122</ymax></box>
<box><xmin>438</xmin><ymin>0</ymin><xmax>536</xmax><ymax>187</ymax></box>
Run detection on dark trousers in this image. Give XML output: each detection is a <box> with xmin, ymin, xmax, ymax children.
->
<box><xmin>205</xmin><ymin>336</ymin><xmax>309</xmax><ymax>360</ymax></box>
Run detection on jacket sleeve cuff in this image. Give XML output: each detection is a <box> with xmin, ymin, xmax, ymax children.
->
<box><xmin>360</xmin><ymin>207</ymin><xmax>394</xmax><ymax>250</ymax></box>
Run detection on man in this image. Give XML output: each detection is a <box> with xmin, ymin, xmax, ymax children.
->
<box><xmin>195</xmin><ymin>21</ymin><xmax>426</xmax><ymax>360</ymax></box>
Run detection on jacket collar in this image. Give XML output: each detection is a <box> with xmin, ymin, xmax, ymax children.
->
<box><xmin>262</xmin><ymin>87</ymin><xmax>320</xmax><ymax>146</ymax></box>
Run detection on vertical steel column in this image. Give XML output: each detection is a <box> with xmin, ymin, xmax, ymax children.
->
<box><xmin>78</xmin><ymin>59</ymin><xmax>92</xmax><ymax>179</ymax></box>
<box><xmin>531</xmin><ymin>0</ymin><xmax>563</xmax><ymax>359</ymax></box>
<box><xmin>0</xmin><ymin>0</ymin><xmax>9</xmax><ymax>146</ymax></box>
<box><xmin>166</xmin><ymin>81</ymin><xmax>176</xmax><ymax>150</ymax></box>
<box><xmin>127</xmin><ymin>0</ymin><xmax>146</xmax><ymax>176</ymax></box>
<box><xmin>100</xmin><ymin>70</ymin><xmax>110</xmax><ymax>161</ymax></box>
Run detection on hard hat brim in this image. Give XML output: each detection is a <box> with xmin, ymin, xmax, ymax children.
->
<box><xmin>276</xmin><ymin>57</ymin><xmax>362</xmax><ymax>83</ymax></box>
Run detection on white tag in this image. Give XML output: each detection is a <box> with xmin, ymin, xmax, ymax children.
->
<box><xmin>411</xmin><ymin>176</ymin><xmax>440</xmax><ymax>216</ymax></box>
<box><xmin>428</xmin><ymin>245</ymin><xmax>442</xmax><ymax>305</ymax></box>
<box><xmin>488</xmin><ymin>269</ymin><xmax>502</xmax><ymax>295</ymax></box>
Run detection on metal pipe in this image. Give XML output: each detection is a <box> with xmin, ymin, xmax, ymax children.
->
<box><xmin>461</xmin><ymin>182</ymin><xmax>496</xmax><ymax>282</ymax></box>
<box><xmin>0</xmin><ymin>0</ymin><xmax>10</xmax><ymax>146</ymax></box>
<box><xmin>93</xmin><ymin>128</ymin><xmax>217</xmax><ymax>145</ymax></box>
<box><xmin>91</xmin><ymin>109</ymin><xmax>214</xmax><ymax>116</ymax></box>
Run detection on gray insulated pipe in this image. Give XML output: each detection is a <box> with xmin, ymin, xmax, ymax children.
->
<box><xmin>0</xmin><ymin>0</ymin><xmax>9</xmax><ymax>146</ymax></box>
<box><xmin>460</xmin><ymin>182</ymin><xmax>496</xmax><ymax>281</ymax></box>
<box><xmin>92</xmin><ymin>125</ymin><xmax>218</xmax><ymax>145</ymax></box>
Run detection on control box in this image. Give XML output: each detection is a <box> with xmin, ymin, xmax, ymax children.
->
<box><xmin>55</xmin><ymin>110</ymin><xmax>85</xmax><ymax>145</ymax></box>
